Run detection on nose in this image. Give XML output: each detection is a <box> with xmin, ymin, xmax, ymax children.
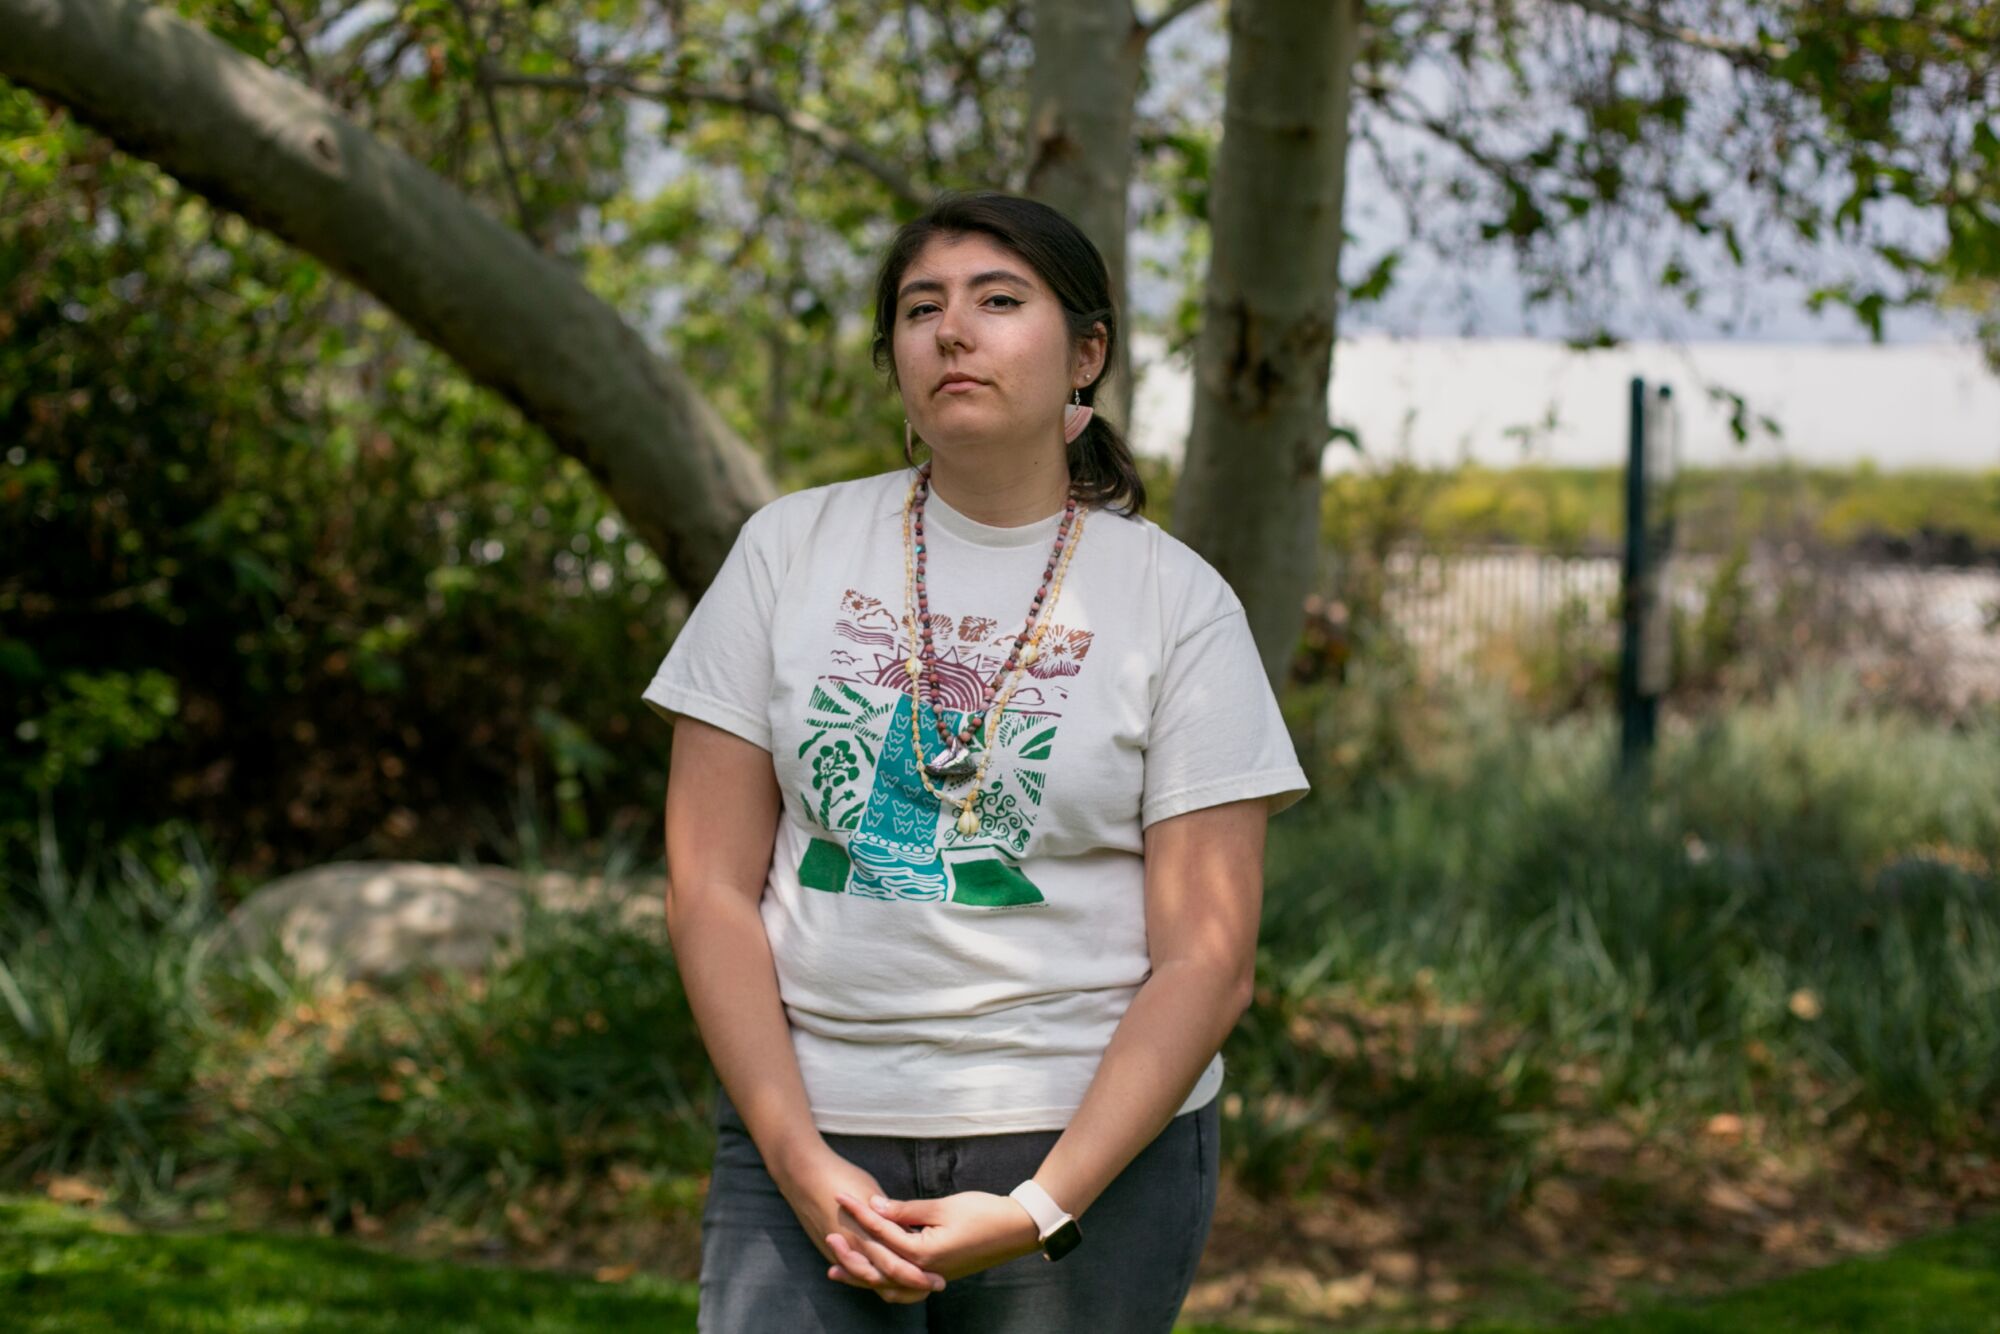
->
<box><xmin>934</xmin><ymin>301</ymin><xmax>970</xmax><ymax>353</ymax></box>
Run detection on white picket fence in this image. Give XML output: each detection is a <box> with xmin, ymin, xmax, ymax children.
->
<box><xmin>1337</xmin><ymin>547</ymin><xmax>2000</xmax><ymax>706</ymax></box>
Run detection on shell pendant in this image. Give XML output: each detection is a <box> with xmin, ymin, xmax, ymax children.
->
<box><xmin>956</xmin><ymin>806</ymin><xmax>981</xmax><ymax>837</ymax></box>
<box><xmin>923</xmin><ymin>739</ymin><xmax>978</xmax><ymax>781</ymax></box>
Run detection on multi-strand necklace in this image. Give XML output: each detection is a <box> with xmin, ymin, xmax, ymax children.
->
<box><xmin>900</xmin><ymin>462</ymin><xmax>1086</xmax><ymax>837</ymax></box>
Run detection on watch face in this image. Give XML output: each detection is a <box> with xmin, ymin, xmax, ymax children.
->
<box><xmin>1042</xmin><ymin>1218</ymin><xmax>1082</xmax><ymax>1262</ymax></box>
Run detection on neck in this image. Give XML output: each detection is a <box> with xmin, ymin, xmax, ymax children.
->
<box><xmin>924</xmin><ymin>444</ymin><xmax>1072</xmax><ymax>527</ymax></box>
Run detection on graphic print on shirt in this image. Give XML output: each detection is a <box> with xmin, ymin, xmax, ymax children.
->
<box><xmin>795</xmin><ymin>587</ymin><xmax>1092</xmax><ymax>909</ymax></box>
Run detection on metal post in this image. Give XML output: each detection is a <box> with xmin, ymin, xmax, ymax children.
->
<box><xmin>1618</xmin><ymin>377</ymin><xmax>1654</xmax><ymax>774</ymax></box>
<box><xmin>1639</xmin><ymin>385</ymin><xmax>1678</xmax><ymax>703</ymax></box>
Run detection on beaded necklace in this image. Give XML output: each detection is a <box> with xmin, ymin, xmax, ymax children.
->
<box><xmin>900</xmin><ymin>463</ymin><xmax>1087</xmax><ymax>837</ymax></box>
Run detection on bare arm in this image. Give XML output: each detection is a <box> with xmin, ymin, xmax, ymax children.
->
<box><xmin>1027</xmin><ymin>796</ymin><xmax>1267</xmax><ymax>1219</ymax></box>
<box><xmin>663</xmin><ymin>714</ymin><xmax>825</xmax><ymax>1178</ymax></box>
<box><xmin>663</xmin><ymin>714</ymin><xmax>945</xmax><ymax>1300</ymax></box>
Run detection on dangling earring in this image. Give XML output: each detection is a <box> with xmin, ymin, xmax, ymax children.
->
<box><xmin>1062</xmin><ymin>387</ymin><xmax>1094</xmax><ymax>445</ymax></box>
<box><xmin>904</xmin><ymin>417</ymin><xmax>920</xmax><ymax>467</ymax></box>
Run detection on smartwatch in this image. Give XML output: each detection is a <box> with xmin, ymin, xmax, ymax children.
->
<box><xmin>1008</xmin><ymin>1180</ymin><xmax>1082</xmax><ymax>1262</ymax></box>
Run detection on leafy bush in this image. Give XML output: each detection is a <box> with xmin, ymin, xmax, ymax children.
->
<box><xmin>0</xmin><ymin>824</ymin><xmax>221</xmax><ymax>1202</ymax></box>
<box><xmin>1227</xmin><ymin>671</ymin><xmax>2000</xmax><ymax>1200</ymax></box>
<box><xmin>211</xmin><ymin>890</ymin><xmax>713</xmax><ymax>1230</ymax></box>
<box><xmin>0</xmin><ymin>822</ymin><xmax>712</xmax><ymax>1233</ymax></box>
<box><xmin>0</xmin><ymin>89</ymin><xmax>696</xmax><ymax>895</ymax></box>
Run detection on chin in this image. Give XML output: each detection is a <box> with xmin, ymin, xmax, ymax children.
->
<box><xmin>924</xmin><ymin>422</ymin><xmax>1018</xmax><ymax>453</ymax></box>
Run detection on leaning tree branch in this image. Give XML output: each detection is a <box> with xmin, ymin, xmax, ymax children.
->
<box><xmin>0</xmin><ymin>0</ymin><xmax>775</xmax><ymax>590</ymax></box>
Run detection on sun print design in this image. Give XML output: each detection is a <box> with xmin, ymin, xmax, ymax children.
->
<box><xmin>795</xmin><ymin>587</ymin><xmax>1092</xmax><ymax>909</ymax></box>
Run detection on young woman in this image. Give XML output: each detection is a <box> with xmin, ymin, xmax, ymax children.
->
<box><xmin>646</xmin><ymin>190</ymin><xmax>1309</xmax><ymax>1332</ymax></box>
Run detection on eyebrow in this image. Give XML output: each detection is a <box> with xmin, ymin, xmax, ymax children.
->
<box><xmin>896</xmin><ymin>269</ymin><xmax>1033</xmax><ymax>302</ymax></box>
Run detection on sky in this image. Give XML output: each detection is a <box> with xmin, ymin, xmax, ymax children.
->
<box><xmin>1127</xmin><ymin>332</ymin><xmax>2000</xmax><ymax>472</ymax></box>
<box><xmin>1121</xmin><ymin>4</ymin><xmax>1999</xmax><ymax>472</ymax></box>
<box><xmin>319</xmin><ymin>0</ymin><xmax>1997</xmax><ymax>469</ymax></box>
<box><xmin>1134</xmin><ymin>2</ymin><xmax>1985</xmax><ymax>349</ymax></box>
<box><xmin>319</xmin><ymin>0</ymin><xmax>1987</xmax><ymax>351</ymax></box>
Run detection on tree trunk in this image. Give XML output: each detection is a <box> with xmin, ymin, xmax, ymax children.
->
<box><xmin>0</xmin><ymin>0</ymin><xmax>775</xmax><ymax>591</ymax></box>
<box><xmin>1175</xmin><ymin>0</ymin><xmax>1358</xmax><ymax>688</ymax></box>
<box><xmin>1024</xmin><ymin>0</ymin><xmax>1146</xmax><ymax>440</ymax></box>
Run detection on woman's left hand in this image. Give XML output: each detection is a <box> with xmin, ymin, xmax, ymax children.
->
<box><xmin>824</xmin><ymin>1189</ymin><xmax>1043</xmax><ymax>1292</ymax></box>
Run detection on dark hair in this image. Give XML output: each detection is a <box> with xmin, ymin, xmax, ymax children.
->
<box><xmin>869</xmin><ymin>190</ymin><xmax>1146</xmax><ymax>518</ymax></box>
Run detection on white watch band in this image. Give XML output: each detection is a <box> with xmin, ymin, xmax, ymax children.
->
<box><xmin>1008</xmin><ymin>1179</ymin><xmax>1073</xmax><ymax>1240</ymax></box>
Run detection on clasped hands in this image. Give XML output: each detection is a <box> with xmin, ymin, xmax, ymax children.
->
<box><xmin>779</xmin><ymin>1145</ymin><xmax>1045</xmax><ymax>1304</ymax></box>
<box><xmin>824</xmin><ymin>1188</ymin><xmax>1047</xmax><ymax>1301</ymax></box>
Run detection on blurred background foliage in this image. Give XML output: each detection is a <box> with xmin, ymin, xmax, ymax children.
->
<box><xmin>8</xmin><ymin>59</ymin><xmax>1990</xmax><ymax>898</ymax></box>
<box><xmin>5</xmin><ymin>3</ymin><xmax>2000</xmax><ymax>1324</ymax></box>
<box><xmin>2</xmin><ymin>81</ymin><xmax>676</xmax><ymax>891</ymax></box>
<box><xmin>0</xmin><ymin>0</ymin><xmax>1051</xmax><ymax>896</ymax></box>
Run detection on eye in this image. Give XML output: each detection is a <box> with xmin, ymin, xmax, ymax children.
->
<box><xmin>904</xmin><ymin>294</ymin><xmax>1022</xmax><ymax>318</ymax></box>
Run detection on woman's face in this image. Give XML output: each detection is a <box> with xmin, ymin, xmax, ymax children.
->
<box><xmin>891</xmin><ymin>231</ymin><xmax>1103</xmax><ymax>457</ymax></box>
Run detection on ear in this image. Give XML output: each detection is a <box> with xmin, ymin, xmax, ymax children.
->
<box><xmin>1074</xmin><ymin>321</ymin><xmax>1108</xmax><ymax>389</ymax></box>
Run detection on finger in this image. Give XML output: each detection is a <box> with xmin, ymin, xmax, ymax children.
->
<box><xmin>836</xmin><ymin>1192</ymin><xmax>926</xmax><ymax>1257</ymax></box>
<box><xmin>835</xmin><ymin>1208</ymin><xmax>937</xmax><ymax>1290</ymax></box>
<box><xmin>830</xmin><ymin>1232</ymin><xmax>930</xmax><ymax>1295</ymax></box>
<box><xmin>827</xmin><ymin>1262</ymin><xmax>885</xmax><ymax>1292</ymax></box>
<box><xmin>850</xmin><ymin>1191</ymin><xmax>900</xmax><ymax>1226</ymax></box>
<box><xmin>871</xmin><ymin>1193</ymin><xmax>940</xmax><ymax>1229</ymax></box>
<box><xmin>826</xmin><ymin>1233</ymin><xmax>887</xmax><ymax>1287</ymax></box>
<box><xmin>857</xmin><ymin>1231</ymin><xmax>943</xmax><ymax>1293</ymax></box>
<box><xmin>835</xmin><ymin>1197</ymin><xmax>941</xmax><ymax>1290</ymax></box>
<box><xmin>830</xmin><ymin>1234</ymin><xmax>940</xmax><ymax>1299</ymax></box>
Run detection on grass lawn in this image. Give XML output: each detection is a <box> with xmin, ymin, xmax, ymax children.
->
<box><xmin>0</xmin><ymin>1196</ymin><xmax>696</xmax><ymax>1332</ymax></box>
<box><xmin>6</xmin><ymin>1196</ymin><xmax>1997</xmax><ymax>1333</ymax></box>
<box><xmin>1185</xmin><ymin>1209</ymin><xmax>2000</xmax><ymax>1333</ymax></box>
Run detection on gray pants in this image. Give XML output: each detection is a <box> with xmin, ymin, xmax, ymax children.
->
<box><xmin>697</xmin><ymin>1085</ymin><xmax>1221</xmax><ymax>1332</ymax></box>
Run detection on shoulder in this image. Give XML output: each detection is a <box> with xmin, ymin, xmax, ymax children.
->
<box><xmin>1088</xmin><ymin>504</ymin><xmax>1244</xmax><ymax>642</ymax></box>
<box><xmin>737</xmin><ymin>469</ymin><xmax>909</xmax><ymax>558</ymax></box>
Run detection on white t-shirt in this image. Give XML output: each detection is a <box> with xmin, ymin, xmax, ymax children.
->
<box><xmin>642</xmin><ymin>466</ymin><xmax>1309</xmax><ymax>1135</ymax></box>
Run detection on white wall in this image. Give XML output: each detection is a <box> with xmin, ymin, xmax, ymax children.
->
<box><xmin>1129</xmin><ymin>333</ymin><xmax>2000</xmax><ymax>473</ymax></box>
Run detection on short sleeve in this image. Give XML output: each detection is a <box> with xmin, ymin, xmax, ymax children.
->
<box><xmin>640</xmin><ymin>510</ymin><xmax>778</xmax><ymax>752</ymax></box>
<box><xmin>1140</xmin><ymin>606</ymin><xmax>1311</xmax><ymax>829</ymax></box>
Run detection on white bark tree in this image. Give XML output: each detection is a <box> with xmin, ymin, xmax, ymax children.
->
<box><xmin>1176</xmin><ymin>0</ymin><xmax>1360</xmax><ymax>686</ymax></box>
<box><xmin>0</xmin><ymin>0</ymin><xmax>774</xmax><ymax>591</ymax></box>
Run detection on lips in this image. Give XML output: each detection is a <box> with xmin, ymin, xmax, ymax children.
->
<box><xmin>936</xmin><ymin>374</ymin><xmax>987</xmax><ymax>392</ymax></box>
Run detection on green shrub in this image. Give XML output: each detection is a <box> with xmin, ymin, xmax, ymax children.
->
<box><xmin>1228</xmin><ymin>670</ymin><xmax>2000</xmax><ymax>1203</ymax></box>
<box><xmin>213</xmin><ymin>890</ymin><xmax>713</xmax><ymax>1230</ymax></box>
<box><xmin>0</xmin><ymin>827</ymin><xmax>219</xmax><ymax>1203</ymax></box>
<box><xmin>0</xmin><ymin>824</ymin><xmax>713</xmax><ymax>1232</ymax></box>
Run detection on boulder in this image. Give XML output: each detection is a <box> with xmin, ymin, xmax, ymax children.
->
<box><xmin>220</xmin><ymin>861</ymin><xmax>664</xmax><ymax>987</ymax></box>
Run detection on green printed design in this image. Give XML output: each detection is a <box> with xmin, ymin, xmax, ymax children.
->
<box><xmin>798</xmin><ymin>688</ymin><xmax>1049</xmax><ymax>906</ymax></box>
<box><xmin>799</xmin><ymin>837</ymin><xmax>851</xmax><ymax>893</ymax></box>
<box><xmin>798</xmin><ymin>681</ymin><xmax>896</xmax><ymax>832</ymax></box>
<box><xmin>795</xmin><ymin>589</ymin><xmax>1089</xmax><ymax>909</ymax></box>
<box><xmin>950</xmin><ymin>859</ymin><xmax>1045</xmax><ymax>907</ymax></box>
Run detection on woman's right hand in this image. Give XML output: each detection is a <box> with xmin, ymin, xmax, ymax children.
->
<box><xmin>773</xmin><ymin>1143</ymin><xmax>946</xmax><ymax>1303</ymax></box>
